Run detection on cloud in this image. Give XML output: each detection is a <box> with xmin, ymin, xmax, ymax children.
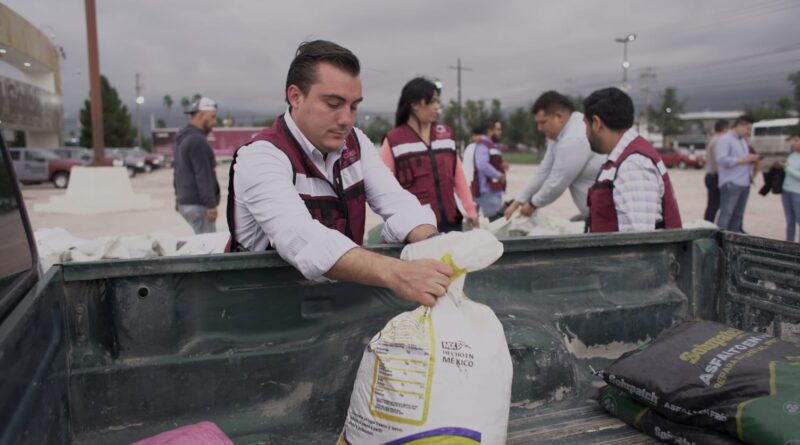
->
<box><xmin>3</xmin><ymin>0</ymin><xmax>798</xmax><ymax>128</ymax></box>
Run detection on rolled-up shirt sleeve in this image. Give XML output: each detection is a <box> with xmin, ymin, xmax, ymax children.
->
<box><xmin>516</xmin><ymin>140</ymin><xmax>554</xmax><ymax>203</ymax></box>
<box><xmin>355</xmin><ymin>129</ymin><xmax>436</xmax><ymax>242</ymax></box>
<box><xmin>233</xmin><ymin>141</ymin><xmax>357</xmax><ymax>280</ymax></box>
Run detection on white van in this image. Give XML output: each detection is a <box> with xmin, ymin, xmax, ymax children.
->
<box><xmin>751</xmin><ymin>117</ymin><xmax>799</xmax><ymax>154</ymax></box>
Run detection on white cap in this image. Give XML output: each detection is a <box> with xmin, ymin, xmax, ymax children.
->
<box><xmin>185</xmin><ymin>97</ymin><xmax>217</xmax><ymax>114</ymax></box>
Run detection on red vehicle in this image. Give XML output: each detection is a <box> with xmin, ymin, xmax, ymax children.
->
<box><xmin>9</xmin><ymin>148</ymin><xmax>84</xmax><ymax>188</ymax></box>
<box><xmin>152</xmin><ymin>127</ymin><xmax>264</xmax><ymax>164</ymax></box>
<box><xmin>655</xmin><ymin>147</ymin><xmax>705</xmax><ymax>169</ymax></box>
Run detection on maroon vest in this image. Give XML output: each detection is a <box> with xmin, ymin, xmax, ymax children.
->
<box><xmin>587</xmin><ymin>136</ymin><xmax>682</xmax><ymax>233</ymax></box>
<box><xmin>470</xmin><ymin>137</ymin><xmax>506</xmax><ymax>198</ymax></box>
<box><xmin>226</xmin><ymin>116</ymin><xmax>366</xmax><ymax>251</ymax></box>
<box><xmin>385</xmin><ymin>123</ymin><xmax>460</xmax><ymax>225</ymax></box>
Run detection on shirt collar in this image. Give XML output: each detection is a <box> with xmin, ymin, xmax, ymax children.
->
<box><xmin>607</xmin><ymin>128</ymin><xmax>639</xmax><ymax>162</ymax></box>
<box><xmin>283</xmin><ymin>108</ymin><xmax>344</xmax><ymax>159</ymax></box>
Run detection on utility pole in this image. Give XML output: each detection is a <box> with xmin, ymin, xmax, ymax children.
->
<box><xmin>84</xmin><ymin>0</ymin><xmax>104</xmax><ymax>165</ymax></box>
<box><xmin>448</xmin><ymin>58</ymin><xmax>472</xmax><ymax>151</ymax></box>
<box><xmin>135</xmin><ymin>72</ymin><xmax>143</xmax><ymax>148</ymax></box>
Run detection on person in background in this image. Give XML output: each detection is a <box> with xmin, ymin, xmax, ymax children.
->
<box><xmin>381</xmin><ymin>77</ymin><xmax>477</xmax><ymax>232</ymax></box>
<box><xmin>461</xmin><ymin>126</ymin><xmax>482</xmax><ymax>185</ymax></box>
<box><xmin>226</xmin><ymin>40</ymin><xmax>452</xmax><ymax>306</ymax></box>
<box><xmin>471</xmin><ymin>120</ymin><xmax>506</xmax><ymax>220</ymax></box>
<box><xmin>582</xmin><ymin>87</ymin><xmax>682</xmax><ymax>232</ymax></box>
<box><xmin>504</xmin><ymin>90</ymin><xmax>605</xmax><ymax>221</ymax></box>
<box><xmin>173</xmin><ymin>96</ymin><xmax>220</xmax><ymax>234</ymax></box>
<box><xmin>779</xmin><ymin>133</ymin><xmax>800</xmax><ymax>241</ymax></box>
<box><xmin>715</xmin><ymin>115</ymin><xmax>759</xmax><ymax>232</ymax></box>
<box><xmin>703</xmin><ymin>119</ymin><xmax>729</xmax><ymax>223</ymax></box>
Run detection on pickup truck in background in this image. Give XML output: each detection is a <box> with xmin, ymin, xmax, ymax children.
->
<box><xmin>8</xmin><ymin>147</ymin><xmax>84</xmax><ymax>188</ymax></box>
<box><xmin>1</xmin><ymin>131</ymin><xmax>798</xmax><ymax>444</ymax></box>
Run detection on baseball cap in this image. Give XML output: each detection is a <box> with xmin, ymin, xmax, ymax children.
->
<box><xmin>185</xmin><ymin>97</ymin><xmax>218</xmax><ymax>114</ymax></box>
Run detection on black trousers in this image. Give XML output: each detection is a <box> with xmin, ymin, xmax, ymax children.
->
<box><xmin>704</xmin><ymin>173</ymin><xmax>720</xmax><ymax>222</ymax></box>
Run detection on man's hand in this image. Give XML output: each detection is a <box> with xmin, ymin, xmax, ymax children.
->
<box><xmin>384</xmin><ymin>259</ymin><xmax>454</xmax><ymax>306</ymax></box>
<box><xmin>738</xmin><ymin>154</ymin><xmax>760</xmax><ymax>164</ymax></box>
<box><xmin>504</xmin><ymin>201</ymin><xmax>521</xmax><ymax>220</ymax></box>
<box><xmin>520</xmin><ymin>202</ymin><xmax>536</xmax><ymax>217</ymax></box>
<box><xmin>207</xmin><ymin>207</ymin><xmax>218</xmax><ymax>222</ymax></box>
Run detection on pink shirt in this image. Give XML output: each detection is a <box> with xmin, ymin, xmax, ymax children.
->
<box><xmin>380</xmin><ymin>139</ymin><xmax>478</xmax><ymax>220</ymax></box>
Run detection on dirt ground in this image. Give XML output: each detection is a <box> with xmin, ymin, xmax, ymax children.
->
<box><xmin>22</xmin><ymin>163</ymin><xmax>789</xmax><ymax>242</ymax></box>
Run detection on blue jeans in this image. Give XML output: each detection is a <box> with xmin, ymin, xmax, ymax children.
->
<box><xmin>476</xmin><ymin>193</ymin><xmax>503</xmax><ymax>219</ymax></box>
<box><xmin>782</xmin><ymin>191</ymin><xmax>800</xmax><ymax>242</ymax></box>
<box><xmin>717</xmin><ymin>184</ymin><xmax>750</xmax><ymax>232</ymax></box>
<box><xmin>178</xmin><ymin>204</ymin><xmax>216</xmax><ymax>234</ymax></box>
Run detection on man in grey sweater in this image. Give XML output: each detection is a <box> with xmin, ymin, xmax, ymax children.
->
<box><xmin>504</xmin><ymin>91</ymin><xmax>605</xmax><ymax>220</ymax></box>
<box><xmin>173</xmin><ymin>97</ymin><xmax>220</xmax><ymax>234</ymax></box>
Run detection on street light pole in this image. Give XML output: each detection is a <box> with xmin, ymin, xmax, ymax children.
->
<box><xmin>614</xmin><ymin>33</ymin><xmax>636</xmax><ymax>91</ymax></box>
<box><xmin>135</xmin><ymin>72</ymin><xmax>143</xmax><ymax>148</ymax></box>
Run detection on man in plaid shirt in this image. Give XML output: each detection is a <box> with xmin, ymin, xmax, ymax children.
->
<box><xmin>583</xmin><ymin>88</ymin><xmax>682</xmax><ymax>233</ymax></box>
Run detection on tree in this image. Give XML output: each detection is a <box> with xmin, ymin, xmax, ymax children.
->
<box><xmin>180</xmin><ymin>96</ymin><xmax>191</xmax><ymax>113</ymax></box>
<box><xmin>79</xmin><ymin>75</ymin><xmax>135</xmax><ymax>147</ymax></box>
<box><xmin>162</xmin><ymin>95</ymin><xmax>173</xmax><ymax>121</ymax></box>
<box><xmin>789</xmin><ymin>71</ymin><xmax>800</xmax><ymax>117</ymax></box>
<box><xmin>156</xmin><ymin>118</ymin><xmax>167</xmax><ymax>128</ymax></box>
<box><xmin>442</xmin><ymin>99</ymin><xmax>464</xmax><ymax>144</ymax></box>
<box><xmin>362</xmin><ymin>116</ymin><xmax>392</xmax><ymax>144</ymax></box>
<box><xmin>192</xmin><ymin>93</ymin><xmax>202</xmax><ymax>103</ymax></box>
<box><xmin>745</xmin><ymin>99</ymin><xmax>792</xmax><ymax>121</ymax></box>
<box><xmin>646</xmin><ymin>87</ymin><xmax>686</xmax><ymax>145</ymax></box>
<box><xmin>566</xmin><ymin>94</ymin><xmax>585</xmax><ymax>112</ymax></box>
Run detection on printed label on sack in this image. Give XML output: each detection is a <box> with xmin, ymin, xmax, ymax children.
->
<box><xmin>368</xmin><ymin>307</ymin><xmax>435</xmax><ymax>425</ymax></box>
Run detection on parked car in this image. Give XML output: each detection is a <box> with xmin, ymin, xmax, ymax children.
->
<box><xmin>54</xmin><ymin>147</ymin><xmax>135</xmax><ymax>177</ymax></box>
<box><xmin>656</xmin><ymin>147</ymin><xmax>705</xmax><ymax>169</ymax></box>
<box><xmin>106</xmin><ymin>148</ymin><xmax>147</xmax><ymax>174</ymax></box>
<box><xmin>130</xmin><ymin>147</ymin><xmax>165</xmax><ymax>172</ymax></box>
<box><xmin>8</xmin><ymin>147</ymin><xmax>84</xmax><ymax>188</ymax></box>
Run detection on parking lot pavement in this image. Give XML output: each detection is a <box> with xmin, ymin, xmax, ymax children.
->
<box><xmin>23</xmin><ymin>163</ymin><xmax>788</xmax><ymax>242</ymax></box>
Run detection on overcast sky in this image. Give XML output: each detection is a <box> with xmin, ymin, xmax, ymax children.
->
<box><xmin>3</xmin><ymin>0</ymin><xmax>799</xmax><ymax>128</ymax></box>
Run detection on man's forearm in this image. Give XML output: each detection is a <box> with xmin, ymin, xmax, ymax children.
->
<box><xmin>406</xmin><ymin>224</ymin><xmax>438</xmax><ymax>243</ymax></box>
<box><xmin>324</xmin><ymin>247</ymin><xmax>394</xmax><ymax>288</ymax></box>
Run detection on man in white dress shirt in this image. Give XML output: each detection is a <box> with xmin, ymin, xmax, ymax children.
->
<box><xmin>226</xmin><ymin>40</ymin><xmax>453</xmax><ymax>306</ymax></box>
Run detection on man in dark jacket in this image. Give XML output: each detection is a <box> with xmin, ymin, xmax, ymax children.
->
<box><xmin>173</xmin><ymin>97</ymin><xmax>220</xmax><ymax>233</ymax></box>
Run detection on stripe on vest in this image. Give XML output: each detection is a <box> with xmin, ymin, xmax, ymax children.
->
<box><xmin>598</xmin><ymin>167</ymin><xmax>618</xmax><ymax>182</ymax></box>
<box><xmin>656</xmin><ymin>160</ymin><xmax>668</xmax><ymax>175</ymax></box>
<box><xmin>340</xmin><ymin>160</ymin><xmax>364</xmax><ymax>190</ymax></box>
<box><xmin>392</xmin><ymin>141</ymin><xmax>428</xmax><ymax>157</ymax></box>
<box><xmin>295</xmin><ymin>173</ymin><xmax>337</xmax><ymax>198</ymax></box>
<box><xmin>431</xmin><ymin>139</ymin><xmax>456</xmax><ymax>150</ymax></box>
<box><xmin>489</xmin><ymin>148</ymin><xmax>503</xmax><ymax>156</ymax></box>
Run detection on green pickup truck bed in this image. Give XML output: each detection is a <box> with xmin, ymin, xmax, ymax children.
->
<box><xmin>1</xmin><ymin>136</ymin><xmax>799</xmax><ymax>444</ymax></box>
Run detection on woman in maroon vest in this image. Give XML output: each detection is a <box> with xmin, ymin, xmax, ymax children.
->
<box><xmin>380</xmin><ymin>78</ymin><xmax>477</xmax><ymax>232</ymax></box>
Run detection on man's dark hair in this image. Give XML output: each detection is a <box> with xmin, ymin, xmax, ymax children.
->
<box><xmin>714</xmin><ymin>119</ymin><xmax>730</xmax><ymax>133</ymax></box>
<box><xmin>531</xmin><ymin>90</ymin><xmax>575</xmax><ymax>115</ymax></box>
<box><xmin>395</xmin><ymin>77</ymin><xmax>441</xmax><ymax>127</ymax></box>
<box><xmin>470</xmin><ymin>125</ymin><xmax>483</xmax><ymax>136</ymax></box>
<box><xmin>285</xmin><ymin>40</ymin><xmax>360</xmax><ymax>105</ymax></box>
<box><xmin>477</xmin><ymin>119</ymin><xmax>497</xmax><ymax>135</ymax></box>
<box><xmin>582</xmin><ymin>87</ymin><xmax>634</xmax><ymax>131</ymax></box>
<box><xmin>734</xmin><ymin>115</ymin><xmax>756</xmax><ymax>126</ymax></box>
